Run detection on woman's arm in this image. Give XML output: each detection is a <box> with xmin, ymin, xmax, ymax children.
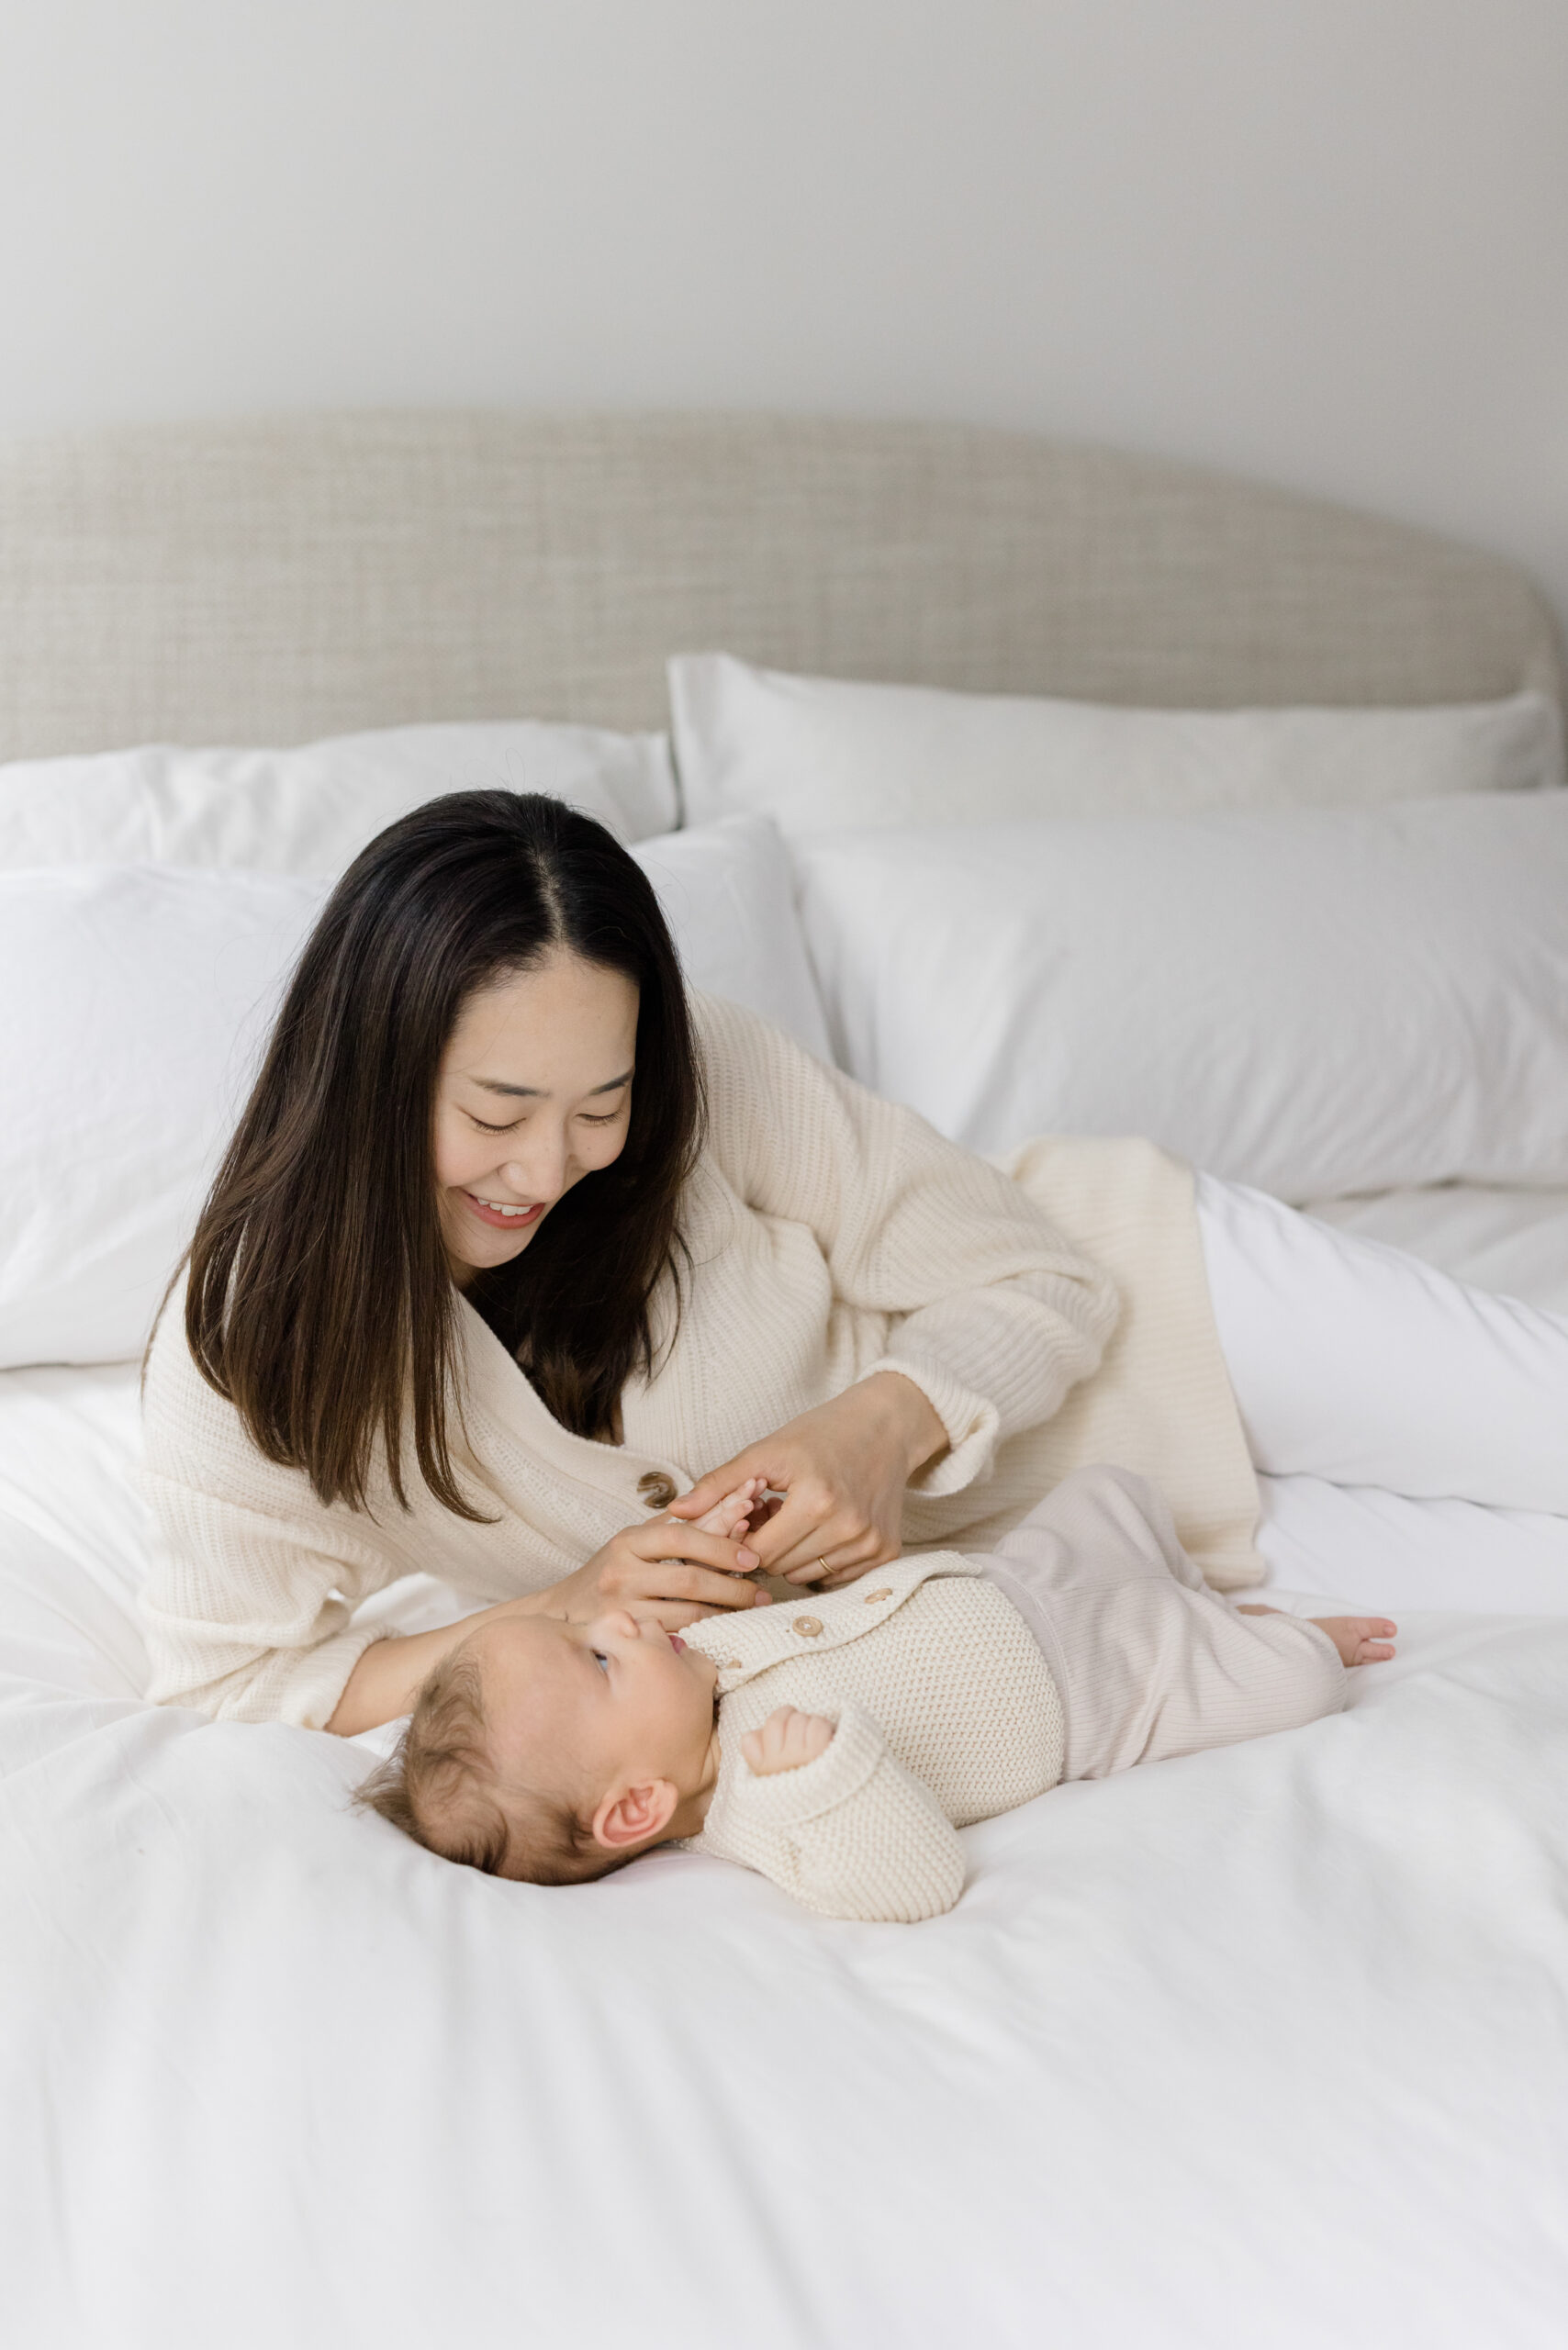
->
<box><xmin>143</xmin><ymin>1483</ymin><xmax>771</xmax><ymax>1736</ymax></box>
<box><xmin>673</xmin><ymin>997</ymin><xmax>1120</xmax><ymax>1577</ymax></box>
<box><xmin>138</xmin><ymin>1467</ymin><xmax>406</xmax><ymax>1729</ymax></box>
<box><xmin>325</xmin><ymin>1505</ymin><xmax>771</xmax><ymax>1735</ymax></box>
<box><xmin>140</xmin><ymin>1301</ymin><xmax>770</xmax><ymax>1733</ymax></box>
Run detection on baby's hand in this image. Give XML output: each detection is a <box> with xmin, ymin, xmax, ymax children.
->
<box><xmin>741</xmin><ymin>1706</ymin><xmax>836</xmax><ymax>1777</ymax></box>
<box><xmin>687</xmin><ymin>1477</ymin><xmax>766</xmax><ymax>1542</ymax></box>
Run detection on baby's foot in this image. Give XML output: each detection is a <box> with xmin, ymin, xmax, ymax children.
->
<box><xmin>1310</xmin><ymin>1615</ymin><xmax>1397</xmax><ymax>1667</ymax></box>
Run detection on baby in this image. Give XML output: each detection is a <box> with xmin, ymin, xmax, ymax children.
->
<box><xmin>359</xmin><ymin>1464</ymin><xmax>1395</xmax><ymax>1922</ymax></box>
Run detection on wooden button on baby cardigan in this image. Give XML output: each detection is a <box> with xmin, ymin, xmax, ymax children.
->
<box><xmin>862</xmin><ymin>1588</ymin><xmax>892</xmax><ymax>1603</ymax></box>
<box><xmin>791</xmin><ymin>1615</ymin><xmax>823</xmax><ymax>1638</ymax></box>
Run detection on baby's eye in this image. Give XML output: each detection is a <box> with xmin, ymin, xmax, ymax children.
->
<box><xmin>592</xmin><ymin>1651</ymin><xmax>610</xmax><ymax>1675</ymax></box>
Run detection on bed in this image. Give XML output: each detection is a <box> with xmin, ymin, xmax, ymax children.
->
<box><xmin>3</xmin><ymin>410</ymin><xmax>1566</xmax><ymax>2349</ymax></box>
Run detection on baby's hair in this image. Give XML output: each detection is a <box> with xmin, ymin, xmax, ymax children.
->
<box><xmin>353</xmin><ymin>1643</ymin><xmax>622</xmax><ymax>1886</ymax></box>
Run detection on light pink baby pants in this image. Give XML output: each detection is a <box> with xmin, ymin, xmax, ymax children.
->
<box><xmin>974</xmin><ymin>1464</ymin><xmax>1348</xmax><ymax>1783</ymax></box>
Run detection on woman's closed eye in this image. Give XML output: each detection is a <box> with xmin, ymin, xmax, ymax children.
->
<box><xmin>468</xmin><ymin>1106</ymin><xmax>622</xmax><ymax>1136</ymax></box>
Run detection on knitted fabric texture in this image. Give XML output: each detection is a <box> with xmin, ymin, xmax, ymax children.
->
<box><xmin>685</xmin><ymin>1556</ymin><xmax>1064</xmax><ymax>1924</ymax></box>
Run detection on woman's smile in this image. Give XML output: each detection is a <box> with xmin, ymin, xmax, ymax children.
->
<box><xmin>464</xmin><ymin>1192</ymin><xmax>547</xmax><ymax>1232</ymax></box>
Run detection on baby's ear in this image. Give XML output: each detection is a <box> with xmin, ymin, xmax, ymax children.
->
<box><xmin>592</xmin><ymin>1779</ymin><xmax>679</xmax><ymax>1852</ymax></box>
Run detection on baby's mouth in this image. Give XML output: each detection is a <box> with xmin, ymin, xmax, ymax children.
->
<box><xmin>668</xmin><ymin>1634</ymin><xmax>688</xmax><ymax>1654</ymax></box>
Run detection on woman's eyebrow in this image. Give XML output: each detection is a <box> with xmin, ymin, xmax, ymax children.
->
<box><xmin>471</xmin><ymin>1067</ymin><xmax>634</xmax><ymax>1101</ymax></box>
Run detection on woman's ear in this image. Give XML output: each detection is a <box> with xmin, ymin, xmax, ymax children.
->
<box><xmin>592</xmin><ymin>1778</ymin><xmax>679</xmax><ymax>1852</ymax></box>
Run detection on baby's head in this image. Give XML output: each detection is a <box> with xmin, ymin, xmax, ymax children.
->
<box><xmin>357</xmin><ymin>1608</ymin><xmax>722</xmax><ymax>1883</ymax></box>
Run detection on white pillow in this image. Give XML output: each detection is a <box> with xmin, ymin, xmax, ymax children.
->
<box><xmin>670</xmin><ymin>652</ymin><xmax>1564</xmax><ymax>834</ymax></box>
<box><xmin>793</xmin><ymin>792</ymin><xmax>1568</xmax><ymax>1202</ymax></box>
<box><xmin>0</xmin><ymin>867</ymin><xmax>327</xmax><ymax>1368</ymax></box>
<box><xmin>633</xmin><ymin>816</ymin><xmax>833</xmax><ymax>1064</ymax></box>
<box><xmin>0</xmin><ymin>720</ymin><xmax>678</xmax><ymax>871</ymax></box>
<box><xmin>0</xmin><ymin>820</ymin><xmax>830</xmax><ymax>1367</ymax></box>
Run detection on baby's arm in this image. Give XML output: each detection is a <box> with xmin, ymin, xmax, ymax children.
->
<box><xmin>728</xmin><ymin>1702</ymin><xmax>966</xmax><ymax>1923</ymax></box>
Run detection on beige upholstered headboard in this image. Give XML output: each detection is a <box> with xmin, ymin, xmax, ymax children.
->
<box><xmin>0</xmin><ymin>408</ymin><xmax>1559</xmax><ymax>759</ymax></box>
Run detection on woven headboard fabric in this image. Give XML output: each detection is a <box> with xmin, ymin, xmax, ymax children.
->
<box><xmin>0</xmin><ymin>408</ymin><xmax>1559</xmax><ymax>758</ymax></box>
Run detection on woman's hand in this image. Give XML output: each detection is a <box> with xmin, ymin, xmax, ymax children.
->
<box><xmin>537</xmin><ymin>1489</ymin><xmax>773</xmax><ymax>1632</ymax></box>
<box><xmin>669</xmin><ymin>1371</ymin><xmax>948</xmax><ymax>1586</ymax></box>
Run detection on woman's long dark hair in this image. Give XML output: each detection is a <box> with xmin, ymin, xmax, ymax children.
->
<box><xmin>183</xmin><ymin>791</ymin><xmax>704</xmax><ymax>1516</ymax></box>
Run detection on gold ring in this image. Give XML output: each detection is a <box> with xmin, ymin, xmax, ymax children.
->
<box><xmin>817</xmin><ymin>1557</ymin><xmax>830</xmax><ymax>1575</ymax></box>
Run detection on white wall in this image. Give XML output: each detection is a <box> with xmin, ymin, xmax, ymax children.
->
<box><xmin>3</xmin><ymin>0</ymin><xmax>1565</xmax><ymax>633</ymax></box>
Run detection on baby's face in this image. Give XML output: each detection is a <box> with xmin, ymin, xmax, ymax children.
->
<box><xmin>465</xmin><ymin>1608</ymin><xmax>720</xmax><ymax>1830</ymax></box>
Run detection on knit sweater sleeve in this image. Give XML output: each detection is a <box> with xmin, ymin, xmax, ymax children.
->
<box><xmin>694</xmin><ymin>994</ymin><xmax>1119</xmax><ymax>1494</ymax></box>
<box><xmin>137</xmin><ymin>1294</ymin><xmax>406</xmax><ymax>1729</ymax></box>
<box><xmin>712</xmin><ymin>1703</ymin><xmax>967</xmax><ymax>1923</ymax></box>
<box><xmin>138</xmin><ymin>1472</ymin><xmax>397</xmax><ymax>1729</ymax></box>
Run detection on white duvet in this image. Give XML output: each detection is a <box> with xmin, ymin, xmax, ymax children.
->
<box><xmin>4</xmin><ymin>1342</ymin><xmax>1567</xmax><ymax>2349</ymax></box>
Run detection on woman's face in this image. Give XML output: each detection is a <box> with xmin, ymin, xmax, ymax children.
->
<box><xmin>432</xmin><ymin>951</ymin><xmax>640</xmax><ymax>1283</ymax></box>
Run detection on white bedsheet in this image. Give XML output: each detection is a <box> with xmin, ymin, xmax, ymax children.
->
<box><xmin>3</xmin><ymin>1360</ymin><xmax>1567</xmax><ymax>2346</ymax></box>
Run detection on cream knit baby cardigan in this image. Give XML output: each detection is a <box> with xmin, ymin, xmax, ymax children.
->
<box><xmin>140</xmin><ymin>994</ymin><xmax>1260</xmax><ymax>1729</ymax></box>
<box><xmin>683</xmin><ymin>1551</ymin><xmax>1063</xmax><ymax>1923</ymax></box>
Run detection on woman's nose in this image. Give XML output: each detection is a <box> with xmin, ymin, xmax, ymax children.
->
<box><xmin>501</xmin><ymin>1131</ymin><xmax>567</xmax><ymax>1199</ymax></box>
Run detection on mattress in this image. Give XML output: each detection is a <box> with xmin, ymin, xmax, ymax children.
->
<box><xmin>4</xmin><ymin>1317</ymin><xmax>1568</xmax><ymax>2346</ymax></box>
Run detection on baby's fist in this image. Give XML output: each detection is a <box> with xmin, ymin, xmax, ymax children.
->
<box><xmin>741</xmin><ymin>1707</ymin><xmax>835</xmax><ymax>1776</ymax></box>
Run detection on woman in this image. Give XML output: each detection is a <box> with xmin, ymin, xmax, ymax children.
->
<box><xmin>140</xmin><ymin>791</ymin><xmax>1568</xmax><ymax>1737</ymax></box>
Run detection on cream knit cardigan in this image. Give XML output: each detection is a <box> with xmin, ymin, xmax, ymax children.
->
<box><xmin>139</xmin><ymin>995</ymin><xmax>1260</xmax><ymax>1729</ymax></box>
<box><xmin>683</xmin><ymin>1551</ymin><xmax>1064</xmax><ymax>1923</ymax></box>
